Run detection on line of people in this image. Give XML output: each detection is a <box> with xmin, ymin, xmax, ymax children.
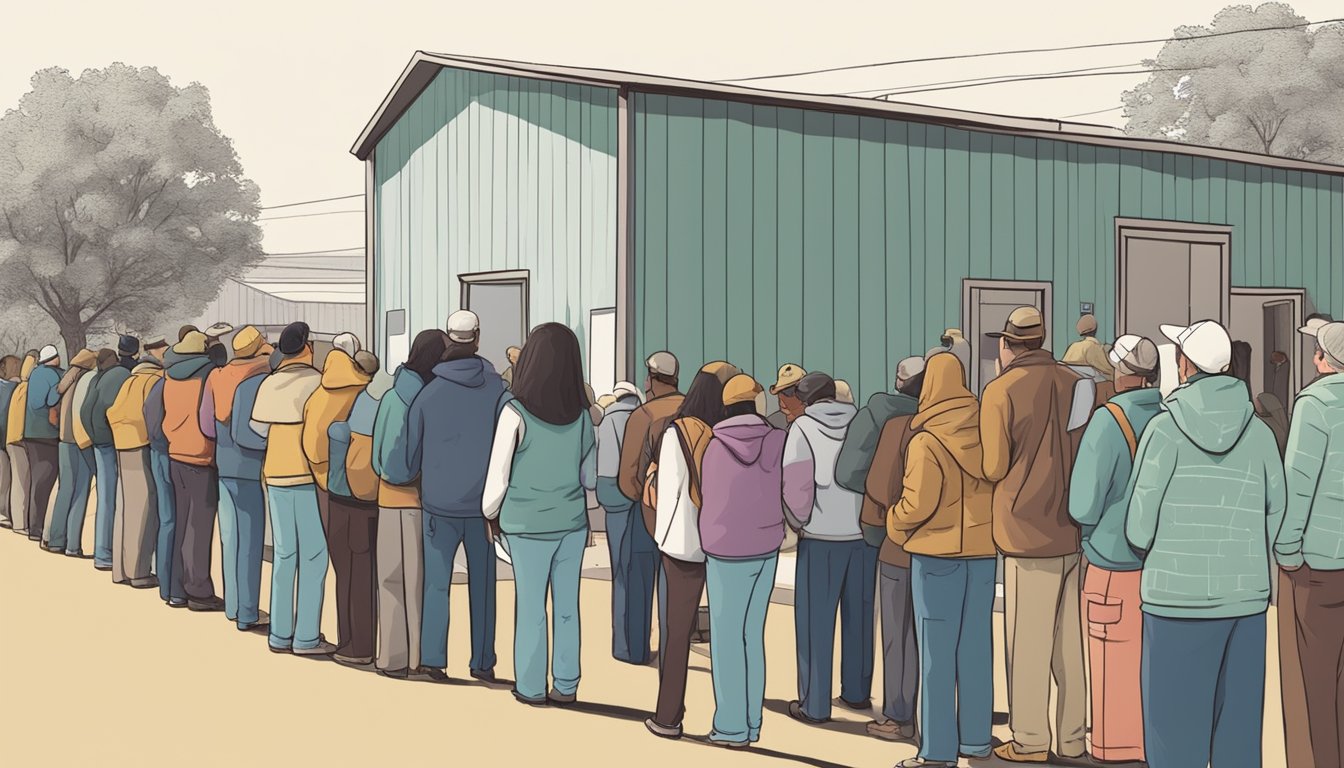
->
<box><xmin>1</xmin><ymin>305</ymin><xmax>1340</xmax><ymax>768</ymax></box>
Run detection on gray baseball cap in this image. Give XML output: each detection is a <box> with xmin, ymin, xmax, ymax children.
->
<box><xmin>1316</xmin><ymin>322</ymin><xmax>1344</xmax><ymax>370</ymax></box>
<box><xmin>646</xmin><ymin>351</ymin><xmax>679</xmax><ymax>378</ymax></box>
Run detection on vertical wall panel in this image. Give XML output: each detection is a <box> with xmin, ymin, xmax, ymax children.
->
<box><xmin>922</xmin><ymin>126</ymin><xmax>947</xmax><ymax>356</ymax></box>
<box><xmin>666</xmin><ymin>96</ymin><xmax>704</xmax><ymax>374</ymax></box>
<box><xmin>703</xmin><ymin>100</ymin><xmax>729</xmax><ymax>369</ymax></box>
<box><xmin>1096</xmin><ymin>148</ymin><xmax>1121</xmax><ymax>341</ymax></box>
<box><xmin>833</xmin><ymin>114</ymin><xmax>861</xmax><ymax>390</ymax></box>
<box><xmin>945</xmin><ymin>128</ymin><xmax>972</xmax><ymax>361</ymax></box>
<box><xmin>751</xmin><ymin>106</ymin><xmax>780</xmax><ymax>388</ymax></box>
<box><xmin>887</xmin><ymin>122</ymin><xmax>913</xmax><ymax>373</ymax></box>
<box><xmin>802</xmin><ymin>110</ymin><xmax>835</xmax><ymax>374</ymax></box>
<box><xmin>908</xmin><ymin>123</ymin><xmax>929</xmax><ymax>350</ymax></box>
<box><xmin>1013</xmin><ymin>137</ymin><xmax>1037</xmax><ymax>282</ymax></box>
<box><xmin>776</xmin><ymin>109</ymin><xmax>806</xmax><ymax>372</ymax></box>
<box><xmin>859</xmin><ymin>116</ymin><xmax>890</xmax><ymax>395</ymax></box>
<box><xmin>990</xmin><ymin>134</ymin><xmax>1014</xmax><ymax>280</ymax></box>
<box><xmin>726</xmin><ymin>102</ymin><xmax>755</xmax><ymax>372</ymax></box>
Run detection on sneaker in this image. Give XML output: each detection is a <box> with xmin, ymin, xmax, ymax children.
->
<box><xmin>644</xmin><ymin>718</ymin><xmax>683</xmax><ymax>740</ymax></box>
<box><xmin>293</xmin><ymin>639</ymin><xmax>337</xmax><ymax>657</ymax></box>
<box><xmin>547</xmin><ymin>689</ymin><xmax>576</xmax><ymax>706</ymax></box>
<box><xmin>416</xmin><ymin>667</ymin><xmax>450</xmax><ymax>682</ymax></box>
<box><xmin>896</xmin><ymin>759</ymin><xmax>957</xmax><ymax>768</ymax></box>
<box><xmin>238</xmin><ymin>612</ymin><xmax>271</xmax><ymax>633</ymax></box>
<box><xmin>269</xmin><ymin>644</ymin><xmax>293</xmax><ymax>654</ymax></box>
<box><xmin>0</xmin><ymin>520</ymin><xmax>11</xmax><ymax>529</ymax></box>
<box><xmin>713</xmin><ymin>739</ymin><xmax>750</xmax><ymax>750</ymax></box>
<box><xmin>470</xmin><ymin>668</ymin><xmax>497</xmax><ymax>684</ymax></box>
<box><xmin>94</xmin><ymin>563</ymin><xmax>112</xmax><ymax>572</ymax></box>
<box><xmin>787</xmin><ymin>700</ymin><xmax>829</xmax><ymax>725</ymax></box>
<box><xmin>187</xmin><ymin>596</ymin><xmax>226</xmax><ymax>612</ymax></box>
<box><xmin>993</xmin><ymin>743</ymin><xmax>1050</xmax><ymax>763</ymax></box>
<box><xmin>866</xmin><ymin>719</ymin><xmax>916</xmax><ymax>741</ymax></box>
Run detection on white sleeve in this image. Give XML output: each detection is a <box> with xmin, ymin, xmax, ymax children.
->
<box><xmin>654</xmin><ymin>427</ymin><xmax>686</xmax><ymax>552</ymax></box>
<box><xmin>249</xmin><ymin>419</ymin><xmax>271</xmax><ymax>439</ymax></box>
<box><xmin>482</xmin><ymin>406</ymin><xmax>523</xmax><ymax>521</ymax></box>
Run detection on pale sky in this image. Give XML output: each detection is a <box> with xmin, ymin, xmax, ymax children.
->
<box><xmin>5</xmin><ymin>0</ymin><xmax>1337</xmax><ymax>301</ymax></box>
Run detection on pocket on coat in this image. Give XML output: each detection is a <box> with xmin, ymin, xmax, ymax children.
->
<box><xmin>1086</xmin><ymin>599</ymin><xmax>1122</xmax><ymax>640</ymax></box>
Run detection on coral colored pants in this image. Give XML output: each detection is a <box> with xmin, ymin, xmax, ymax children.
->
<box><xmin>1082</xmin><ymin>565</ymin><xmax>1144</xmax><ymax>763</ymax></box>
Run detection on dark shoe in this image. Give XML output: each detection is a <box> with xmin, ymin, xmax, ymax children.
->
<box><xmin>66</xmin><ymin>550</ymin><xmax>92</xmax><ymax>559</ymax></box>
<box><xmin>713</xmin><ymin>739</ymin><xmax>750</xmax><ymax>750</ymax></box>
<box><xmin>379</xmin><ymin>667</ymin><xmax>410</xmax><ymax>680</ymax></box>
<box><xmin>645</xmin><ymin>718</ymin><xmax>682</xmax><ymax>740</ymax></box>
<box><xmin>269</xmin><ymin>644</ymin><xmax>293</xmax><ymax>655</ymax></box>
<box><xmin>334</xmin><ymin>652</ymin><xmax>373</xmax><ymax>666</ymax></box>
<box><xmin>41</xmin><ymin>543</ymin><xmax>63</xmax><ymax>554</ymax></box>
<box><xmin>787</xmin><ymin>700</ymin><xmax>829</xmax><ymax>725</ymax></box>
<box><xmin>167</xmin><ymin>598</ymin><xmax>189</xmax><ymax>609</ymax></box>
<box><xmin>547</xmin><ymin>689</ymin><xmax>576</xmax><ymax>706</ymax></box>
<box><xmin>27</xmin><ymin>534</ymin><xmax>41</xmax><ymax>542</ymax></box>
<box><xmin>470</xmin><ymin>668</ymin><xmax>497</xmax><ymax>684</ymax></box>
<box><xmin>94</xmin><ymin>563</ymin><xmax>112</xmax><ymax>572</ymax></box>
<box><xmin>0</xmin><ymin>520</ymin><xmax>11</xmax><ymax>529</ymax></box>
<box><xmin>513</xmin><ymin>690</ymin><xmax>548</xmax><ymax>707</ymax></box>
<box><xmin>129</xmin><ymin>576</ymin><xmax>159</xmax><ymax>589</ymax></box>
<box><xmin>417</xmin><ymin>667</ymin><xmax>450</xmax><ymax>682</ymax></box>
<box><xmin>897</xmin><ymin>759</ymin><xmax>957</xmax><ymax>768</ymax></box>
<box><xmin>293</xmin><ymin>639</ymin><xmax>337</xmax><ymax>657</ymax></box>
<box><xmin>839</xmin><ymin>697</ymin><xmax>873</xmax><ymax>711</ymax></box>
<box><xmin>187</xmin><ymin>596</ymin><xmax>226</xmax><ymax>612</ymax></box>
<box><xmin>993</xmin><ymin>743</ymin><xmax>1050</xmax><ymax>763</ymax></box>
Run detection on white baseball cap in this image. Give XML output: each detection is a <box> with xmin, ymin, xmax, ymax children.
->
<box><xmin>611</xmin><ymin>381</ymin><xmax>643</xmax><ymax>402</ymax></box>
<box><xmin>1161</xmin><ymin>320</ymin><xmax>1232</xmax><ymax>374</ymax></box>
<box><xmin>446</xmin><ymin>310</ymin><xmax>480</xmax><ymax>343</ymax></box>
<box><xmin>1299</xmin><ymin>317</ymin><xmax>1332</xmax><ymax>337</ymax></box>
<box><xmin>646</xmin><ymin>351</ymin><xmax>679</xmax><ymax>378</ymax></box>
<box><xmin>332</xmin><ymin>332</ymin><xmax>361</xmax><ymax>358</ymax></box>
<box><xmin>1108</xmin><ymin>334</ymin><xmax>1160</xmax><ymax>376</ymax></box>
<box><xmin>38</xmin><ymin>344</ymin><xmax>59</xmax><ymax>364</ymax></box>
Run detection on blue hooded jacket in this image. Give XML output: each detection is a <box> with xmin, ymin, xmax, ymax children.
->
<box><xmin>143</xmin><ymin>378</ymin><xmax>168</xmax><ymax>453</ymax></box>
<box><xmin>405</xmin><ymin>356</ymin><xmax>510</xmax><ymax>517</ymax></box>
<box><xmin>373</xmin><ymin>365</ymin><xmax>426</xmax><ymax>487</ymax></box>
<box><xmin>218</xmin><ymin>373</ymin><xmax>268</xmax><ymax>481</ymax></box>
<box><xmin>24</xmin><ymin>363</ymin><xmax>63</xmax><ymax>440</ymax></box>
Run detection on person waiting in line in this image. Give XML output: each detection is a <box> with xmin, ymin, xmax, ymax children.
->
<box><xmin>1063</xmin><ymin>314</ymin><xmax>1116</xmax><ymax>380</ymax></box>
<box><xmin>594</xmin><ymin>381</ymin><xmax>643</xmax><ymax>664</ymax></box>
<box><xmin>142</xmin><ymin>348</ymin><xmax>185</xmax><ymax>607</ymax></box>
<box><xmin>106</xmin><ymin>351</ymin><xmax>166</xmax><ymax>589</ymax></box>
<box><xmin>82</xmin><ymin>348</ymin><xmax>131</xmax><ymax>575</ymax></box>
<box><xmin>162</xmin><ymin>332</ymin><xmax>222</xmax><ymax>607</ymax></box>
<box><xmin>645</xmin><ymin>362</ymin><xmax>734</xmax><ymax>740</ymax></box>
<box><xmin>836</xmin><ymin>355</ymin><xmax>926</xmax><ymax>743</ymax></box>
<box><xmin>938</xmin><ymin>329</ymin><xmax>972</xmax><ymax>376</ymax></box>
<box><xmin>1126</xmin><ymin>319</ymin><xmax>1285</xmax><ymax>768</ymax></box>
<box><xmin>371</xmin><ymin>328</ymin><xmax>447</xmax><ymax>678</ymax></box>
<box><xmin>697</xmin><ymin>374</ymin><xmax>788</xmax><ymax>749</ymax></box>
<box><xmin>403</xmin><ymin>311</ymin><xmax>509</xmax><ymax>683</ymax></box>
<box><xmin>0</xmin><ymin>354</ymin><xmax>21</xmax><ymax>531</ymax></box>
<box><xmin>23</xmin><ymin>344</ymin><xmax>63</xmax><ymax>544</ymax></box>
<box><xmin>1068</xmin><ymin>334</ymin><xmax>1162</xmax><ymax>765</ymax></box>
<box><xmin>250</xmin><ymin>322</ymin><xmax>333</xmax><ymax>656</ymax></box>
<box><xmin>766</xmin><ymin>363</ymin><xmax>805</xmax><ymax>430</ymax></box>
<box><xmin>4</xmin><ymin>352</ymin><xmax>37</xmax><ymax>535</ymax></box>
<box><xmin>501</xmin><ymin>345</ymin><xmax>521</xmax><ymax>390</ymax></box>
<box><xmin>44</xmin><ymin>349</ymin><xmax>97</xmax><ymax>556</ymax></box>
<box><xmin>483</xmin><ymin>323</ymin><xmax>596</xmax><ymax>707</ymax></box>
<box><xmin>116</xmin><ymin>334</ymin><xmax>140</xmax><ymax>372</ymax></box>
<box><xmin>614</xmin><ymin>351</ymin><xmax>683</xmax><ymax>666</ymax></box>
<box><xmin>783</xmin><ymin>371</ymin><xmax>875</xmax><ymax>725</ymax></box>
<box><xmin>888</xmin><ymin>353</ymin><xmax>996</xmax><ymax>768</ymax></box>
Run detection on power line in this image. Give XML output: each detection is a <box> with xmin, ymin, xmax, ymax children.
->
<box><xmin>249</xmin><ymin>264</ymin><xmax>364</xmax><ymax>273</ymax></box>
<box><xmin>840</xmin><ymin>61</ymin><xmax>1142</xmax><ymax>96</ymax></box>
<box><xmin>717</xmin><ymin>17</ymin><xmax>1342</xmax><ymax>83</ymax></box>
<box><xmin>1061</xmin><ymin>105</ymin><xmax>1125</xmax><ymax>119</ymax></box>
<box><xmin>258</xmin><ymin>193</ymin><xmax>363</xmax><ymax>211</ymax></box>
<box><xmin>260</xmin><ymin>247</ymin><xmax>363</xmax><ymax>257</ymax></box>
<box><xmin>257</xmin><ymin>209</ymin><xmax>364</xmax><ymax>223</ymax></box>
<box><xmin>876</xmin><ymin>68</ymin><xmax>1174</xmax><ymax>99</ymax></box>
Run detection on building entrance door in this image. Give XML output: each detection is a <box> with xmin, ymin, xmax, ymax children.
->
<box><xmin>1230</xmin><ymin>288</ymin><xmax>1304</xmax><ymax>405</ymax></box>
<box><xmin>460</xmin><ymin>270</ymin><xmax>529</xmax><ymax>376</ymax></box>
<box><xmin>1117</xmin><ymin>219</ymin><xmax>1232</xmax><ymax>341</ymax></box>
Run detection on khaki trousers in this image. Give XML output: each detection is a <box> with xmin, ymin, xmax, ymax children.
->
<box><xmin>376</xmin><ymin>506</ymin><xmax>422</xmax><ymax>672</ymax></box>
<box><xmin>0</xmin><ymin>448</ymin><xmax>10</xmax><ymax>526</ymax></box>
<box><xmin>113</xmin><ymin>448</ymin><xmax>158</xmax><ymax>583</ymax></box>
<box><xmin>6</xmin><ymin>443</ymin><xmax>31</xmax><ymax>531</ymax></box>
<box><xmin>1003</xmin><ymin>553</ymin><xmax>1087</xmax><ymax>757</ymax></box>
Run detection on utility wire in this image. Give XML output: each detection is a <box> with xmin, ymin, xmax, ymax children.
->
<box><xmin>261</xmin><ymin>247</ymin><xmax>363</xmax><ymax>257</ymax></box>
<box><xmin>840</xmin><ymin>61</ymin><xmax>1142</xmax><ymax>96</ymax></box>
<box><xmin>717</xmin><ymin>17</ymin><xmax>1342</xmax><ymax>83</ymax></box>
<box><xmin>257</xmin><ymin>193</ymin><xmax>363</xmax><ymax>211</ymax></box>
<box><xmin>1060</xmin><ymin>105</ymin><xmax>1125</xmax><ymax>119</ymax></box>
<box><xmin>257</xmin><ymin>209</ymin><xmax>364</xmax><ymax>222</ymax></box>
<box><xmin>876</xmin><ymin>68</ymin><xmax>1177</xmax><ymax>99</ymax></box>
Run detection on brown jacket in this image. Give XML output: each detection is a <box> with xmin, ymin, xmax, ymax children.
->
<box><xmin>617</xmin><ymin>391</ymin><xmax>684</xmax><ymax>503</ymax></box>
<box><xmin>979</xmin><ymin>349</ymin><xmax>1082</xmax><ymax>558</ymax></box>
<box><xmin>862</xmin><ymin>415</ymin><xmax>916</xmax><ymax>567</ymax></box>
<box><xmin>888</xmin><ymin>354</ymin><xmax>995</xmax><ymax>559</ymax></box>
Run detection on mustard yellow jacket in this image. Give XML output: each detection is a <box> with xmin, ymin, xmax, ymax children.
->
<box><xmin>301</xmin><ymin>351</ymin><xmax>372</xmax><ymax>491</ymax></box>
<box><xmin>108</xmin><ymin>363</ymin><xmax>164</xmax><ymax>451</ymax></box>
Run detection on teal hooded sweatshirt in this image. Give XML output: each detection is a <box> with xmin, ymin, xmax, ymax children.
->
<box><xmin>1274</xmin><ymin>373</ymin><xmax>1344</xmax><ymax>571</ymax></box>
<box><xmin>1068</xmin><ymin>387</ymin><xmax>1163</xmax><ymax>571</ymax></box>
<box><xmin>1125</xmin><ymin>374</ymin><xmax>1287</xmax><ymax>619</ymax></box>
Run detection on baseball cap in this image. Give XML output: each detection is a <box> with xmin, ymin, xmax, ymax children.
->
<box><xmin>795</xmin><ymin>371</ymin><xmax>836</xmax><ymax>405</ymax></box>
<box><xmin>896</xmin><ymin>356</ymin><xmax>926</xmax><ymax>383</ymax></box>
<box><xmin>37</xmin><ymin>344</ymin><xmax>59</xmax><ymax>364</ymax></box>
<box><xmin>770</xmin><ymin>363</ymin><xmax>806</xmax><ymax>395</ymax></box>
<box><xmin>232</xmin><ymin>326</ymin><xmax>266</xmax><ymax>358</ymax></box>
<box><xmin>1316</xmin><ymin>322</ymin><xmax>1344</xmax><ymax>369</ymax></box>
<box><xmin>332</xmin><ymin>332</ymin><xmax>361</xmax><ymax>358</ymax></box>
<box><xmin>1108</xmin><ymin>334</ymin><xmax>1160</xmax><ymax>378</ymax></box>
<box><xmin>646</xmin><ymin>351</ymin><xmax>679</xmax><ymax>378</ymax></box>
<box><xmin>205</xmin><ymin>322</ymin><xmax>234</xmax><ymax>340</ymax></box>
<box><xmin>446</xmin><ymin>310</ymin><xmax>479</xmax><ymax>343</ymax></box>
<box><xmin>611</xmin><ymin>381</ymin><xmax>643</xmax><ymax>402</ymax></box>
<box><xmin>1161</xmin><ymin>320</ymin><xmax>1232</xmax><ymax>374</ymax></box>
<box><xmin>834</xmin><ymin>380</ymin><xmax>854</xmax><ymax>404</ymax></box>
<box><xmin>1299</xmin><ymin>316</ymin><xmax>1332</xmax><ymax>337</ymax></box>
<box><xmin>278</xmin><ymin>321</ymin><xmax>311</xmax><ymax>356</ymax></box>
<box><xmin>987</xmin><ymin>306</ymin><xmax>1046</xmax><ymax>341</ymax></box>
<box><xmin>172</xmin><ymin>331</ymin><xmax>207</xmax><ymax>356</ymax></box>
<box><xmin>700</xmin><ymin>360</ymin><xmax>741</xmax><ymax>384</ymax></box>
<box><xmin>354</xmin><ymin>350</ymin><xmax>380</xmax><ymax>376</ymax></box>
<box><xmin>722</xmin><ymin>374</ymin><xmax>764</xmax><ymax>406</ymax></box>
<box><xmin>1077</xmin><ymin>314</ymin><xmax>1098</xmax><ymax>336</ymax></box>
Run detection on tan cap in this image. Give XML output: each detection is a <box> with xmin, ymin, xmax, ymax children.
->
<box><xmin>1108</xmin><ymin>334</ymin><xmax>1159</xmax><ymax>378</ymax></box>
<box><xmin>987</xmin><ymin>306</ymin><xmax>1046</xmax><ymax>342</ymax></box>
<box><xmin>722</xmin><ymin>374</ymin><xmax>764</xmax><ymax>406</ymax></box>
<box><xmin>70</xmin><ymin>348</ymin><xmax>98</xmax><ymax>370</ymax></box>
<box><xmin>1077</xmin><ymin>314</ymin><xmax>1098</xmax><ymax>336</ymax></box>
<box><xmin>770</xmin><ymin>363</ymin><xmax>806</xmax><ymax>395</ymax></box>
<box><xmin>834</xmin><ymin>380</ymin><xmax>854</xmax><ymax>404</ymax></box>
<box><xmin>173</xmin><ymin>331</ymin><xmax>208</xmax><ymax>355</ymax></box>
<box><xmin>646</xmin><ymin>351</ymin><xmax>679</xmax><ymax>378</ymax></box>
<box><xmin>232</xmin><ymin>326</ymin><xmax>266</xmax><ymax>358</ymax></box>
<box><xmin>700</xmin><ymin>360</ymin><xmax>741</xmax><ymax>384</ymax></box>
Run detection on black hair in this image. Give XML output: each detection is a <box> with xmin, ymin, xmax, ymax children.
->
<box><xmin>442</xmin><ymin>338</ymin><xmax>479</xmax><ymax>362</ymax></box>
<box><xmin>512</xmin><ymin>323</ymin><xmax>587</xmax><ymax>426</ymax></box>
<box><xmin>725</xmin><ymin>401</ymin><xmax>758</xmax><ymax>419</ymax></box>
<box><xmin>406</xmin><ymin>329</ymin><xmax>448</xmax><ymax>383</ymax></box>
<box><xmin>675</xmin><ymin>371</ymin><xmax>727</xmax><ymax>428</ymax></box>
<box><xmin>1306</xmin><ymin>312</ymin><xmax>1333</xmax><ymax>322</ymax></box>
<box><xmin>649</xmin><ymin>371</ymin><xmax>678</xmax><ymax>389</ymax></box>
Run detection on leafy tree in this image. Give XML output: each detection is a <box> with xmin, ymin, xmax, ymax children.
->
<box><xmin>0</xmin><ymin>64</ymin><xmax>262</xmax><ymax>356</ymax></box>
<box><xmin>1122</xmin><ymin>3</ymin><xmax>1344</xmax><ymax>163</ymax></box>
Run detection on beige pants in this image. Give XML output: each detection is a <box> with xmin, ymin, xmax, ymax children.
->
<box><xmin>113</xmin><ymin>448</ymin><xmax>158</xmax><ymax>583</ymax></box>
<box><xmin>0</xmin><ymin>448</ymin><xmax>10</xmax><ymax>526</ymax></box>
<box><xmin>376</xmin><ymin>507</ymin><xmax>423</xmax><ymax>672</ymax></box>
<box><xmin>6</xmin><ymin>444</ymin><xmax>30</xmax><ymax>531</ymax></box>
<box><xmin>1003</xmin><ymin>553</ymin><xmax>1088</xmax><ymax>757</ymax></box>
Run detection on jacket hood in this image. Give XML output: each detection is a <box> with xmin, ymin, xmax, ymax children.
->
<box><xmin>392</xmin><ymin>364</ymin><xmax>425</xmax><ymax>403</ymax></box>
<box><xmin>863</xmin><ymin>390</ymin><xmax>919</xmax><ymax>422</ymax></box>
<box><xmin>132</xmin><ymin>361</ymin><xmax>164</xmax><ymax>376</ymax></box>
<box><xmin>57</xmin><ymin>365</ymin><xmax>88</xmax><ymax>396</ymax></box>
<box><xmin>1297</xmin><ymin>372</ymin><xmax>1344</xmax><ymax>408</ymax></box>
<box><xmin>69</xmin><ymin>349</ymin><xmax>98</xmax><ymax>371</ymax></box>
<box><xmin>252</xmin><ymin>360</ymin><xmax>321</xmax><ymax>425</ymax></box>
<box><xmin>712</xmin><ymin>414</ymin><xmax>780</xmax><ymax>466</ymax></box>
<box><xmin>167</xmin><ymin>354</ymin><xmax>214</xmax><ymax>381</ymax></box>
<box><xmin>431</xmin><ymin>356</ymin><xmax>495</xmax><ymax>389</ymax></box>
<box><xmin>1163</xmin><ymin>374</ymin><xmax>1256</xmax><ymax>454</ymax></box>
<box><xmin>322</xmin><ymin>350</ymin><xmax>374</xmax><ymax>391</ymax></box>
<box><xmin>912</xmin><ymin>353</ymin><xmax>986</xmax><ymax>479</ymax></box>
<box><xmin>20</xmin><ymin>357</ymin><xmax>36</xmax><ymax>382</ymax></box>
<box><xmin>801</xmin><ymin>401</ymin><xmax>858</xmax><ymax>442</ymax></box>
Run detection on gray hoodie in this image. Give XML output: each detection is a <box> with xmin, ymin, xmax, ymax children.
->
<box><xmin>782</xmin><ymin>400</ymin><xmax>864</xmax><ymax>541</ymax></box>
<box><xmin>596</xmin><ymin>395</ymin><xmax>640</xmax><ymax>511</ymax></box>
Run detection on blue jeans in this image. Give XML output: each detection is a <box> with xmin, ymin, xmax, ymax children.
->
<box><xmin>794</xmin><ymin>538</ymin><xmax>879</xmax><ymax>720</ymax></box>
<box><xmin>912</xmin><ymin>555</ymin><xmax>996</xmax><ymax>762</ymax></box>
<box><xmin>92</xmin><ymin>444</ymin><xmax>118</xmax><ymax>567</ymax></box>
<box><xmin>49</xmin><ymin>442</ymin><xmax>93</xmax><ymax>553</ymax></box>
<box><xmin>150</xmin><ymin>449</ymin><xmax>183</xmax><ymax>602</ymax></box>
<box><xmin>608</xmin><ymin>505</ymin><xmax>660</xmax><ymax>664</ymax></box>
<box><xmin>706</xmin><ymin>553</ymin><xmax>778</xmax><ymax>744</ymax></box>
<box><xmin>220</xmin><ymin>478</ymin><xmax>266</xmax><ymax>627</ymax></box>
<box><xmin>507</xmin><ymin>528</ymin><xmax>586</xmax><ymax>700</ymax></box>
<box><xmin>1142</xmin><ymin>612</ymin><xmax>1266</xmax><ymax>768</ymax></box>
<box><xmin>267</xmin><ymin>484</ymin><xmax>328</xmax><ymax>651</ymax></box>
<box><xmin>421</xmin><ymin>514</ymin><xmax>497</xmax><ymax>673</ymax></box>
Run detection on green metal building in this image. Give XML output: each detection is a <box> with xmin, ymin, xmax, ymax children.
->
<box><xmin>353</xmin><ymin>53</ymin><xmax>1344</xmax><ymax>403</ymax></box>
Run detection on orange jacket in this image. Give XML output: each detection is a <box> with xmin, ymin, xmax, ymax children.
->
<box><xmin>301</xmin><ymin>351</ymin><xmax>372</xmax><ymax>491</ymax></box>
<box><xmin>108</xmin><ymin>363</ymin><xmax>165</xmax><ymax>450</ymax></box>
<box><xmin>163</xmin><ymin>355</ymin><xmax>217</xmax><ymax>466</ymax></box>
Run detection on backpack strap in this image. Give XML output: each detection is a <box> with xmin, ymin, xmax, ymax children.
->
<box><xmin>674</xmin><ymin>420</ymin><xmax>703</xmax><ymax>509</ymax></box>
<box><xmin>1103</xmin><ymin>402</ymin><xmax>1137</xmax><ymax>460</ymax></box>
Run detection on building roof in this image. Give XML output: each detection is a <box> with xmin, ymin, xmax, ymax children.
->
<box><xmin>352</xmin><ymin>51</ymin><xmax>1344</xmax><ymax>177</ymax></box>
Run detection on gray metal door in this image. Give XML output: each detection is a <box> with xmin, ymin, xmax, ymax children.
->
<box><xmin>460</xmin><ymin>271</ymin><xmax>529</xmax><ymax>375</ymax></box>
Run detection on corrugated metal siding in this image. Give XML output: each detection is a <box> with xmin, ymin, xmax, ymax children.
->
<box><xmin>632</xmin><ymin>93</ymin><xmax>1344</xmax><ymax>401</ymax></box>
<box><xmin>372</xmin><ymin>68</ymin><xmax>617</xmax><ymax>365</ymax></box>
<box><xmin>195</xmin><ymin>279</ymin><xmax>365</xmax><ymax>339</ymax></box>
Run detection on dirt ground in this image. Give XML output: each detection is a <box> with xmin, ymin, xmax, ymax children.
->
<box><xmin>0</xmin><ymin>522</ymin><xmax>1288</xmax><ymax>768</ymax></box>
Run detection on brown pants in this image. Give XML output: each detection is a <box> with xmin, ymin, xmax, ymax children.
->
<box><xmin>653</xmin><ymin>555</ymin><xmax>706</xmax><ymax>728</ymax></box>
<box><xmin>25</xmin><ymin>439</ymin><xmax>58</xmax><ymax>540</ymax></box>
<box><xmin>1279</xmin><ymin>569</ymin><xmax>1315</xmax><ymax>768</ymax></box>
<box><xmin>1288</xmin><ymin>566</ymin><xmax>1344</xmax><ymax>768</ymax></box>
<box><xmin>328</xmin><ymin>494</ymin><xmax>379</xmax><ymax>659</ymax></box>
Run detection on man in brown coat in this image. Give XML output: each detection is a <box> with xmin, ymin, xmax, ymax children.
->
<box><xmin>980</xmin><ymin>306</ymin><xmax>1089</xmax><ymax>764</ymax></box>
<box><xmin>614</xmin><ymin>351</ymin><xmax>683</xmax><ymax>666</ymax></box>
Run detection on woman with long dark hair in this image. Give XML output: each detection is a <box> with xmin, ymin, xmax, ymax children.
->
<box><xmin>645</xmin><ymin>362</ymin><xmax>734</xmax><ymax>740</ymax></box>
<box><xmin>482</xmin><ymin>323</ymin><xmax>596</xmax><ymax>706</ymax></box>
<box><xmin>372</xmin><ymin>328</ymin><xmax>448</xmax><ymax>678</ymax></box>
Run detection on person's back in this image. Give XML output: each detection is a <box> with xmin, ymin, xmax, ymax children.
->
<box><xmin>500</xmin><ymin>401</ymin><xmax>594</xmax><ymax>535</ymax></box>
<box><xmin>25</xmin><ymin>360</ymin><xmax>62</xmax><ymax>441</ymax></box>
<box><xmin>408</xmin><ymin>356</ymin><xmax>507</xmax><ymax>516</ymax></box>
<box><xmin>302</xmin><ymin>350</ymin><xmax>373</xmax><ymax>491</ymax></box>
<box><xmin>595</xmin><ymin>395</ymin><xmax>639</xmax><ymax>512</ymax></box>
<box><xmin>1276</xmin><ymin>372</ymin><xmax>1344</xmax><ymax>571</ymax></box>
<box><xmin>618</xmin><ymin>391</ymin><xmax>684</xmax><ymax>502</ymax></box>
<box><xmin>84</xmin><ymin>364</ymin><xmax>132</xmax><ymax>448</ymax></box>
<box><xmin>784</xmin><ymin>399</ymin><xmax>864</xmax><ymax>540</ymax></box>
<box><xmin>163</xmin><ymin>352</ymin><xmax>216</xmax><ymax>466</ymax></box>
<box><xmin>254</xmin><ymin>357</ymin><xmax>322</xmax><ymax>486</ymax></box>
<box><xmin>699</xmin><ymin>415</ymin><xmax>786</xmax><ymax>559</ymax></box>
